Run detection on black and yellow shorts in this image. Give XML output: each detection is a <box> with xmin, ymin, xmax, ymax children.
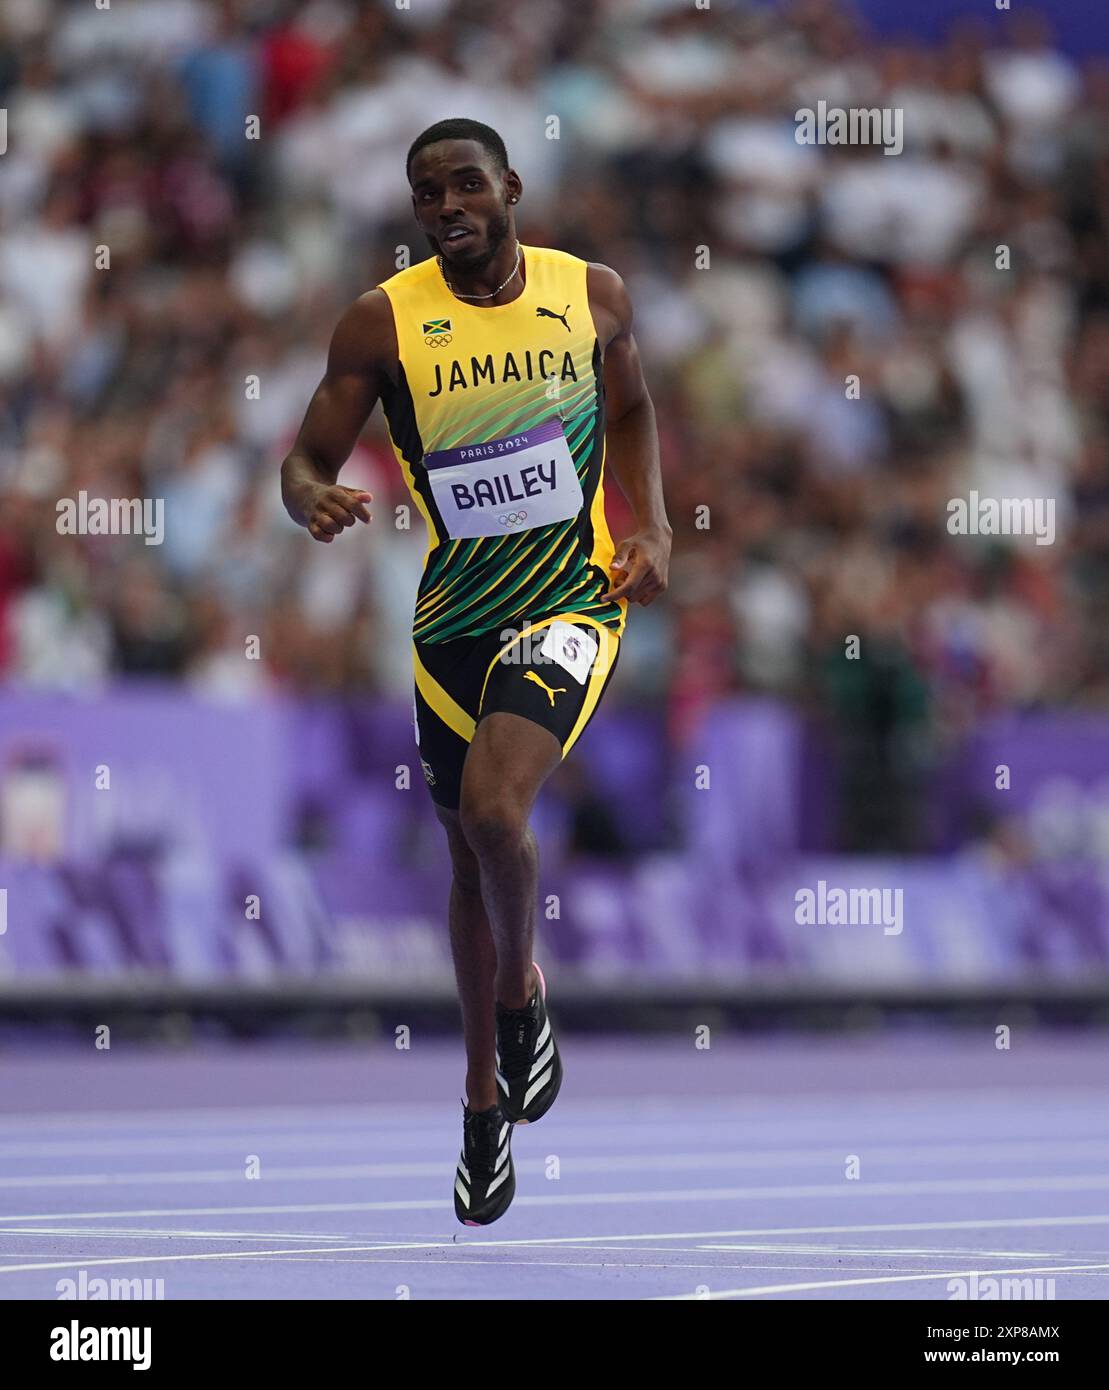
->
<box><xmin>412</xmin><ymin>613</ymin><xmax>622</xmax><ymax>810</ymax></box>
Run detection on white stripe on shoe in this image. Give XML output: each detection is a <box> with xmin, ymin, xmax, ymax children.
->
<box><xmin>523</xmin><ymin>1067</ymin><xmax>553</xmax><ymax>1111</ymax></box>
<box><xmin>485</xmin><ymin>1164</ymin><xmax>511</xmax><ymax>1196</ymax></box>
<box><xmin>529</xmin><ymin>1040</ymin><xmax>555</xmax><ymax>1081</ymax></box>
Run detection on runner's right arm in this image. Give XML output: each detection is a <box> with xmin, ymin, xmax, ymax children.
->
<box><xmin>280</xmin><ymin>290</ymin><xmax>397</xmax><ymax>544</ymax></box>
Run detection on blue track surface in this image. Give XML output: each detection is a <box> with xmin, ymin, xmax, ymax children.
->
<box><xmin>2</xmin><ymin>1035</ymin><xmax>1108</xmax><ymax>1300</ymax></box>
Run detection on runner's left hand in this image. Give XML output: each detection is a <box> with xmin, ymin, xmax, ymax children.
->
<box><xmin>601</xmin><ymin>526</ymin><xmax>671</xmax><ymax>606</ymax></box>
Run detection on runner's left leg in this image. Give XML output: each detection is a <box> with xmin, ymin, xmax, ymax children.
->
<box><xmin>435</xmin><ymin>804</ymin><xmax>500</xmax><ymax>1113</ymax></box>
<box><xmin>457</xmin><ymin>711</ymin><xmax>562</xmax><ymax>1010</ymax></box>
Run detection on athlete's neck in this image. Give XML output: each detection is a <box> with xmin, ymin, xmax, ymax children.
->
<box><xmin>440</xmin><ymin>242</ymin><xmax>526</xmax><ymax>307</ymax></box>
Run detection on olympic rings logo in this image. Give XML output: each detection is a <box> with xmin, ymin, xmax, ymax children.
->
<box><xmin>424</xmin><ymin>334</ymin><xmax>453</xmax><ymax>347</ymax></box>
<box><xmin>498</xmin><ymin>511</ymin><xmax>529</xmax><ymax>527</ymax></box>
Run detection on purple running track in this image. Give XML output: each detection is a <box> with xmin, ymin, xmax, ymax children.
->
<box><xmin>1</xmin><ymin>1034</ymin><xmax>1108</xmax><ymax>1300</ymax></box>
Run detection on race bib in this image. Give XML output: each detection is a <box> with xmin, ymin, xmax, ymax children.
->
<box><xmin>422</xmin><ymin>418</ymin><xmax>583</xmax><ymax>540</ymax></box>
<box><xmin>538</xmin><ymin>620</ymin><xmax>599</xmax><ymax>685</ymax></box>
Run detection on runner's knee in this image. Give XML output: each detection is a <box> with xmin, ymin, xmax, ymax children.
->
<box><xmin>459</xmin><ymin>793</ymin><xmax>528</xmax><ymax>860</ymax></box>
<box><xmin>436</xmin><ymin>807</ymin><xmax>483</xmax><ymax>893</ymax></box>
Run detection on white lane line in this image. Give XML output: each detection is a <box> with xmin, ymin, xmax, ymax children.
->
<box><xmin>9</xmin><ymin>1135</ymin><xmax>1109</xmax><ymax>1168</ymax></box>
<box><xmin>0</xmin><ymin>1242</ymin><xmax>1060</xmax><ymax>1282</ymax></box>
<box><xmin>0</xmin><ymin>1164</ymin><xmax>450</xmax><ymax>1189</ymax></box>
<box><xmin>698</xmin><ymin>1243</ymin><xmax>1090</xmax><ymax>1259</ymax></box>
<box><xmin>0</xmin><ymin>1082</ymin><xmax>1106</xmax><ymax>1132</ymax></box>
<box><xmin>7</xmin><ymin>1171</ymin><xmax>1109</xmax><ymax>1203</ymax></box>
<box><xmin>0</xmin><ymin>1227</ymin><xmax>358</xmax><ymax>1242</ymax></box>
<box><xmin>0</xmin><ymin>1245</ymin><xmax>434</xmax><ymax>1276</ymax></box>
<box><xmin>5</xmin><ymin>1240</ymin><xmax>1109</xmax><ymax>1286</ymax></box>
<box><xmin>226</xmin><ymin>1257</ymin><xmax>941</xmax><ymax>1275</ymax></box>
<box><xmin>4</xmin><ymin>1210</ymin><xmax>1109</xmax><ymax>1247</ymax></box>
<box><xmin>0</xmin><ymin>1104</ymin><xmax>463</xmax><ymax>1133</ymax></box>
<box><xmin>3</xmin><ymin>1124</ymin><xmax>1106</xmax><ymax>1169</ymax></box>
<box><xmin>6</xmin><ymin>1239</ymin><xmax>1100</xmax><ymax>1273</ymax></box>
<box><xmin>0</xmin><ymin>1255</ymin><xmax>948</xmax><ymax>1280</ymax></box>
<box><xmin>0</xmin><ymin>1134</ymin><xmax>443</xmax><ymax>1160</ymax></box>
<box><xmin>6</xmin><ymin>1234</ymin><xmax>1104</xmax><ymax>1264</ymax></box>
<box><xmin>657</xmin><ymin>1261</ymin><xmax>1109</xmax><ymax>1299</ymax></box>
<box><xmin>4</xmin><ymin>1214</ymin><xmax>1109</xmax><ymax>1261</ymax></box>
<box><xmin>4</xmin><ymin>1174</ymin><xmax>1109</xmax><ymax>1234</ymax></box>
<box><xmin>16</xmin><ymin>1144</ymin><xmax>1109</xmax><ymax>1190</ymax></box>
<box><xmin>4</xmin><ymin>1112</ymin><xmax>1106</xmax><ymax>1151</ymax></box>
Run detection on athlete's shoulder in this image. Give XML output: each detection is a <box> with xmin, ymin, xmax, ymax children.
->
<box><xmin>376</xmin><ymin>254</ymin><xmax>441</xmax><ymax>296</ymax></box>
<box><xmin>523</xmin><ymin>243</ymin><xmax>587</xmax><ymax>272</ymax></box>
<box><xmin>352</xmin><ymin>257</ymin><xmax>441</xmax><ymax>367</ymax></box>
<box><xmin>585</xmin><ymin>262</ymin><xmax>633</xmax><ymax>340</ymax></box>
<box><xmin>584</xmin><ymin>261</ymin><xmax>628</xmax><ymax>300</ymax></box>
<box><xmin>327</xmin><ymin>286</ymin><xmax>398</xmax><ymax>376</ymax></box>
<box><xmin>527</xmin><ymin>246</ymin><xmax>628</xmax><ymax>329</ymax></box>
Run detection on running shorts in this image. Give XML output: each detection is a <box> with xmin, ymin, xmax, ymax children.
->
<box><xmin>411</xmin><ymin>613</ymin><xmax>621</xmax><ymax>810</ymax></box>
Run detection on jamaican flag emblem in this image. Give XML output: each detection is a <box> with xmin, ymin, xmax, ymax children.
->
<box><xmin>422</xmin><ymin>318</ymin><xmax>452</xmax><ymax>347</ymax></box>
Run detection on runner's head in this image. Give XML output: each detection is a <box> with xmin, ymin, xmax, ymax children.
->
<box><xmin>407</xmin><ymin>119</ymin><xmax>521</xmax><ymax>273</ymax></box>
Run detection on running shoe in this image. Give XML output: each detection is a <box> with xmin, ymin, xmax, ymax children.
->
<box><xmin>495</xmin><ymin>960</ymin><xmax>563</xmax><ymax>1124</ymax></box>
<box><xmin>453</xmin><ymin>1101</ymin><xmax>514</xmax><ymax>1225</ymax></box>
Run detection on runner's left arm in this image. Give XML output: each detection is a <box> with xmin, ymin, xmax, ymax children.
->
<box><xmin>588</xmin><ymin>264</ymin><xmax>671</xmax><ymax>606</ymax></box>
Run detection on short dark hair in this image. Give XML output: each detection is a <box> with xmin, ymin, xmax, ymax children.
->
<box><xmin>406</xmin><ymin>118</ymin><xmax>509</xmax><ymax>183</ymax></box>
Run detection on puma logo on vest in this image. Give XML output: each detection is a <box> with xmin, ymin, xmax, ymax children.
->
<box><xmin>536</xmin><ymin>304</ymin><xmax>571</xmax><ymax>332</ymax></box>
<box><xmin>524</xmin><ymin>670</ymin><xmax>567</xmax><ymax>705</ymax></box>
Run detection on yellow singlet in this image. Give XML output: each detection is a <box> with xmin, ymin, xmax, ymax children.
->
<box><xmin>376</xmin><ymin>245</ymin><xmax>628</xmax><ymax>644</ymax></box>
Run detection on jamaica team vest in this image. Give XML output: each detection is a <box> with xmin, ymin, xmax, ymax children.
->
<box><xmin>376</xmin><ymin>245</ymin><xmax>627</xmax><ymax>644</ymax></box>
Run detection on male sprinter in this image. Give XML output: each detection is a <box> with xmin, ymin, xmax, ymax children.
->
<box><xmin>281</xmin><ymin>118</ymin><xmax>670</xmax><ymax>1225</ymax></box>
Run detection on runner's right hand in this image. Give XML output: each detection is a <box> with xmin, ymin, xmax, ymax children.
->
<box><xmin>305</xmin><ymin>485</ymin><xmax>373</xmax><ymax>543</ymax></box>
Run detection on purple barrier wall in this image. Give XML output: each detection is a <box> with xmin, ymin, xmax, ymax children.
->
<box><xmin>1</xmin><ymin>689</ymin><xmax>1107</xmax><ymax>990</ymax></box>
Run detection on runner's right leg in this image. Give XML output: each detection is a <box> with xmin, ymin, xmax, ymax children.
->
<box><xmin>435</xmin><ymin>804</ymin><xmax>499</xmax><ymax>1113</ymax></box>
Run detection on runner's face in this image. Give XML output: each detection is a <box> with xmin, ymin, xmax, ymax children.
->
<box><xmin>410</xmin><ymin>140</ymin><xmax>514</xmax><ymax>273</ymax></box>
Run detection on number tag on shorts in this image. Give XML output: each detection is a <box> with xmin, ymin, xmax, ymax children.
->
<box><xmin>539</xmin><ymin>620</ymin><xmax>599</xmax><ymax>685</ymax></box>
<box><xmin>422</xmin><ymin>418</ymin><xmax>583</xmax><ymax>539</ymax></box>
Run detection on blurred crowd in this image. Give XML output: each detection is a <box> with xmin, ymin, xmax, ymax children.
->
<box><xmin>1</xmin><ymin>0</ymin><xmax>1106</xmax><ymax>799</ymax></box>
